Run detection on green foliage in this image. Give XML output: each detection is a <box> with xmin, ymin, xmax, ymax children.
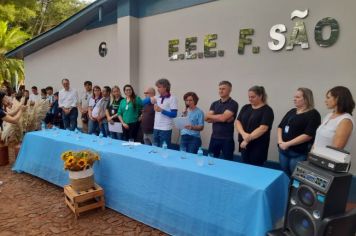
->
<box><xmin>0</xmin><ymin>0</ymin><xmax>89</xmax><ymax>87</ymax></box>
<box><xmin>0</xmin><ymin>21</ymin><xmax>29</xmax><ymax>85</ymax></box>
<box><xmin>0</xmin><ymin>0</ymin><xmax>88</xmax><ymax>37</ymax></box>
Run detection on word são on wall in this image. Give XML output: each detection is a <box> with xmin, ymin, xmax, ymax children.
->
<box><xmin>168</xmin><ymin>9</ymin><xmax>339</xmax><ymax>61</ymax></box>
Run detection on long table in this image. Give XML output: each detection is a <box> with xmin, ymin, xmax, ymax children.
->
<box><xmin>13</xmin><ymin>130</ymin><xmax>289</xmax><ymax>236</ymax></box>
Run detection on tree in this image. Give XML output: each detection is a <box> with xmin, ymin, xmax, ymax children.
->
<box><xmin>0</xmin><ymin>0</ymin><xmax>87</xmax><ymax>37</ymax></box>
<box><xmin>0</xmin><ymin>21</ymin><xmax>29</xmax><ymax>87</ymax></box>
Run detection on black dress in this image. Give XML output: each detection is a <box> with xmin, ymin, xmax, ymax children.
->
<box><xmin>237</xmin><ymin>104</ymin><xmax>274</xmax><ymax>166</ymax></box>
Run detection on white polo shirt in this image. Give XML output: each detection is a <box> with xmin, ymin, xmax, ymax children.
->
<box><xmin>29</xmin><ymin>93</ymin><xmax>40</xmax><ymax>103</ymax></box>
<box><xmin>59</xmin><ymin>88</ymin><xmax>78</xmax><ymax>108</ymax></box>
<box><xmin>154</xmin><ymin>95</ymin><xmax>178</xmax><ymax>130</ymax></box>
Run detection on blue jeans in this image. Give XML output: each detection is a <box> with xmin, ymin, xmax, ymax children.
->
<box><xmin>62</xmin><ymin>107</ymin><xmax>78</xmax><ymax>131</ymax></box>
<box><xmin>101</xmin><ymin>119</ymin><xmax>109</xmax><ymax>137</ymax></box>
<box><xmin>88</xmin><ymin>119</ymin><xmax>100</xmax><ymax>135</ymax></box>
<box><xmin>153</xmin><ymin>129</ymin><xmax>172</xmax><ymax>148</ymax></box>
<box><xmin>180</xmin><ymin>134</ymin><xmax>201</xmax><ymax>154</ymax></box>
<box><xmin>279</xmin><ymin>148</ymin><xmax>307</xmax><ymax>176</ymax></box>
<box><xmin>208</xmin><ymin>137</ymin><xmax>235</xmax><ymax>161</ymax></box>
<box><xmin>110</xmin><ymin>132</ymin><xmax>122</xmax><ymax>140</ymax></box>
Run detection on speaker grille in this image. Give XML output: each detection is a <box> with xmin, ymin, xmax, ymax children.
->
<box><xmin>288</xmin><ymin>207</ymin><xmax>316</xmax><ymax>236</ymax></box>
<box><xmin>297</xmin><ymin>185</ymin><xmax>316</xmax><ymax>207</ymax></box>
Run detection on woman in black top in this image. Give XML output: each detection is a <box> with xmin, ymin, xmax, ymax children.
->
<box><xmin>278</xmin><ymin>88</ymin><xmax>321</xmax><ymax>176</ymax></box>
<box><xmin>106</xmin><ymin>86</ymin><xmax>124</xmax><ymax>140</ymax></box>
<box><xmin>235</xmin><ymin>86</ymin><xmax>274</xmax><ymax>166</ymax></box>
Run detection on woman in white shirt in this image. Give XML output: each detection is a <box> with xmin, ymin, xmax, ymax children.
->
<box><xmin>314</xmin><ymin>86</ymin><xmax>355</xmax><ymax>151</ymax></box>
<box><xmin>88</xmin><ymin>86</ymin><xmax>103</xmax><ymax>135</ymax></box>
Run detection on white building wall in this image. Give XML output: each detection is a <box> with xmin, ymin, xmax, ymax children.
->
<box><xmin>138</xmin><ymin>0</ymin><xmax>356</xmax><ymax>173</ymax></box>
<box><xmin>24</xmin><ymin>24</ymin><xmax>121</xmax><ymax>93</ymax></box>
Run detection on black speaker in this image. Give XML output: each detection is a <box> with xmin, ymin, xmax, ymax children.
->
<box><xmin>283</xmin><ymin>161</ymin><xmax>352</xmax><ymax>236</ymax></box>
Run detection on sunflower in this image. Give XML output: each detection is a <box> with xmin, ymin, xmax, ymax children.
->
<box><xmin>64</xmin><ymin>162</ymin><xmax>73</xmax><ymax>170</ymax></box>
<box><xmin>77</xmin><ymin>158</ymin><xmax>87</xmax><ymax>170</ymax></box>
<box><xmin>65</xmin><ymin>156</ymin><xmax>75</xmax><ymax>165</ymax></box>
<box><xmin>61</xmin><ymin>151</ymin><xmax>73</xmax><ymax>161</ymax></box>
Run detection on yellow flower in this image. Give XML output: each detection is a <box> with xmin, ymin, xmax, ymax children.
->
<box><xmin>65</xmin><ymin>156</ymin><xmax>75</xmax><ymax>165</ymax></box>
<box><xmin>77</xmin><ymin>158</ymin><xmax>87</xmax><ymax>169</ymax></box>
<box><xmin>61</xmin><ymin>151</ymin><xmax>73</xmax><ymax>161</ymax></box>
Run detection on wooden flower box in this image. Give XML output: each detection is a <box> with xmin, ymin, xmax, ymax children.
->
<box><xmin>64</xmin><ymin>183</ymin><xmax>105</xmax><ymax>219</ymax></box>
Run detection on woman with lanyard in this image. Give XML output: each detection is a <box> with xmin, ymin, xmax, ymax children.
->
<box><xmin>278</xmin><ymin>88</ymin><xmax>321</xmax><ymax>176</ymax></box>
<box><xmin>314</xmin><ymin>86</ymin><xmax>355</xmax><ymax>151</ymax></box>
<box><xmin>106</xmin><ymin>86</ymin><xmax>124</xmax><ymax>140</ymax></box>
<box><xmin>88</xmin><ymin>86</ymin><xmax>103</xmax><ymax>135</ymax></box>
<box><xmin>118</xmin><ymin>85</ymin><xmax>142</xmax><ymax>141</ymax></box>
<box><xmin>235</xmin><ymin>86</ymin><xmax>274</xmax><ymax>166</ymax></box>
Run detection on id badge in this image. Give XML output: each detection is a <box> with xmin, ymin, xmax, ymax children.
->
<box><xmin>125</xmin><ymin>104</ymin><xmax>129</xmax><ymax>110</ymax></box>
<box><xmin>112</xmin><ymin>109</ymin><xmax>115</xmax><ymax>114</ymax></box>
<box><xmin>284</xmin><ymin>125</ymin><xmax>289</xmax><ymax>133</ymax></box>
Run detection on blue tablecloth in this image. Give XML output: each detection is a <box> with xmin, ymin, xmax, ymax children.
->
<box><xmin>13</xmin><ymin>130</ymin><xmax>289</xmax><ymax>236</ymax></box>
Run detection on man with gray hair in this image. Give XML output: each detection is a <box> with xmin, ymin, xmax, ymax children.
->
<box><xmin>147</xmin><ymin>78</ymin><xmax>178</xmax><ymax>148</ymax></box>
<box><xmin>58</xmin><ymin>78</ymin><xmax>79</xmax><ymax>131</ymax></box>
<box><xmin>140</xmin><ymin>87</ymin><xmax>156</xmax><ymax>145</ymax></box>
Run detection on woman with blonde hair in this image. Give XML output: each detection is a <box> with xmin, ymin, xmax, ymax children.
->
<box><xmin>278</xmin><ymin>88</ymin><xmax>321</xmax><ymax>176</ymax></box>
<box><xmin>235</xmin><ymin>86</ymin><xmax>274</xmax><ymax>166</ymax></box>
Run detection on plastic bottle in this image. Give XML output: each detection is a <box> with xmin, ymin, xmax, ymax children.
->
<box><xmin>197</xmin><ymin>147</ymin><xmax>204</xmax><ymax>166</ymax></box>
<box><xmin>98</xmin><ymin>132</ymin><xmax>104</xmax><ymax>145</ymax></box>
<box><xmin>161</xmin><ymin>141</ymin><xmax>168</xmax><ymax>158</ymax></box>
<box><xmin>41</xmin><ymin>122</ymin><xmax>46</xmax><ymax>131</ymax></box>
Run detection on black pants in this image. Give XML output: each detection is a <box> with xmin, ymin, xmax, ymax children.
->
<box><xmin>240</xmin><ymin>142</ymin><xmax>268</xmax><ymax>167</ymax></box>
<box><xmin>208</xmin><ymin>137</ymin><xmax>235</xmax><ymax>161</ymax></box>
<box><xmin>122</xmin><ymin>121</ymin><xmax>140</xmax><ymax>141</ymax></box>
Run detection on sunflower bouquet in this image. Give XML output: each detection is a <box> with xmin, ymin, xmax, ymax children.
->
<box><xmin>61</xmin><ymin>150</ymin><xmax>100</xmax><ymax>171</ymax></box>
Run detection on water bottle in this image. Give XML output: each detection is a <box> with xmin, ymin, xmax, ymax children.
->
<box><xmin>74</xmin><ymin>128</ymin><xmax>80</xmax><ymax>140</ymax></box>
<box><xmin>41</xmin><ymin>122</ymin><xmax>46</xmax><ymax>131</ymax></box>
<box><xmin>197</xmin><ymin>147</ymin><xmax>204</xmax><ymax>166</ymax></box>
<box><xmin>99</xmin><ymin>132</ymin><xmax>104</xmax><ymax>145</ymax></box>
<box><xmin>161</xmin><ymin>141</ymin><xmax>168</xmax><ymax>158</ymax></box>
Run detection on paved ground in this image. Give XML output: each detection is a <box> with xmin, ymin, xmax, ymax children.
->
<box><xmin>0</xmin><ymin>157</ymin><xmax>166</xmax><ymax>236</ymax></box>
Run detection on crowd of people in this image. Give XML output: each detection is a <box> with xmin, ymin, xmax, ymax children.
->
<box><xmin>1</xmin><ymin>78</ymin><xmax>354</xmax><ymax>176</ymax></box>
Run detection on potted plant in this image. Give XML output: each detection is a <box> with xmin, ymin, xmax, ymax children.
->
<box><xmin>61</xmin><ymin>150</ymin><xmax>100</xmax><ymax>191</ymax></box>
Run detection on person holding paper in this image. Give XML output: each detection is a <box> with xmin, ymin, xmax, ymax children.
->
<box><xmin>180</xmin><ymin>92</ymin><xmax>204</xmax><ymax>154</ymax></box>
<box><xmin>106</xmin><ymin>86</ymin><xmax>123</xmax><ymax>139</ymax></box>
<box><xmin>118</xmin><ymin>85</ymin><xmax>142</xmax><ymax>141</ymax></box>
